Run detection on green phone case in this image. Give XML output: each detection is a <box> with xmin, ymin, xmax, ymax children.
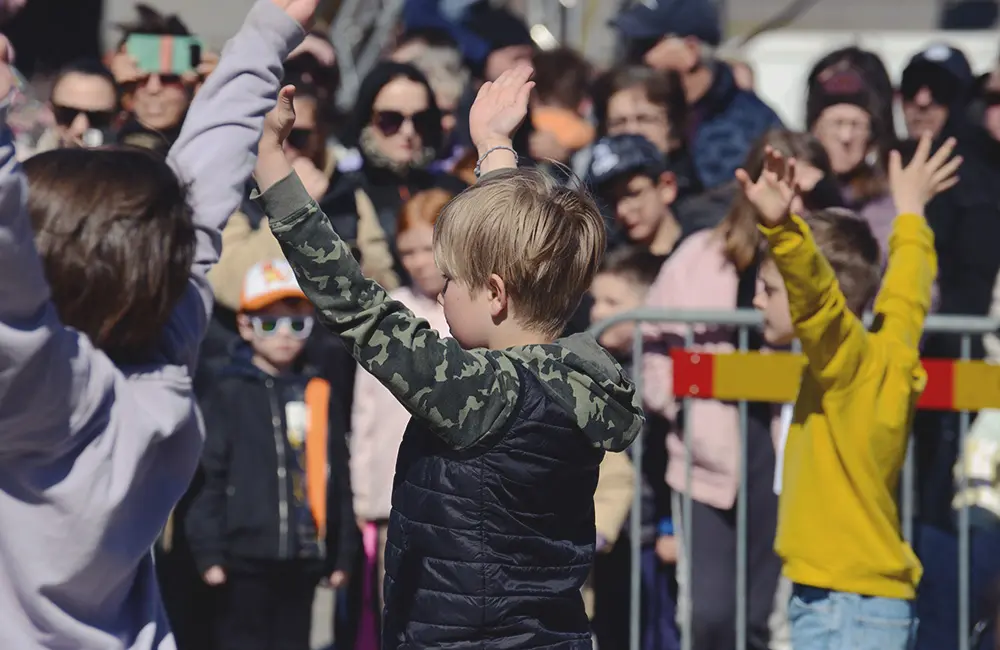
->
<box><xmin>126</xmin><ymin>34</ymin><xmax>202</xmax><ymax>75</ymax></box>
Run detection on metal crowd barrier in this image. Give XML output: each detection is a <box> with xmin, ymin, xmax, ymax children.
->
<box><xmin>589</xmin><ymin>308</ymin><xmax>1000</xmax><ymax>650</ymax></box>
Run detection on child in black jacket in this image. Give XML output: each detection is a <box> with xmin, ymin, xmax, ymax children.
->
<box><xmin>186</xmin><ymin>258</ymin><xmax>359</xmax><ymax>650</ymax></box>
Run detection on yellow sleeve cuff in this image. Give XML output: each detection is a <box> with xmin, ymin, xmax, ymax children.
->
<box><xmin>758</xmin><ymin>214</ymin><xmax>811</xmax><ymax>254</ymax></box>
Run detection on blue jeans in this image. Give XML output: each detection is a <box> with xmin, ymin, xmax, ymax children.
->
<box><xmin>789</xmin><ymin>584</ymin><xmax>917</xmax><ymax>650</ymax></box>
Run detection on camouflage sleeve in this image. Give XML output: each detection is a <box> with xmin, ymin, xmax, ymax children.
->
<box><xmin>259</xmin><ymin>172</ymin><xmax>521</xmax><ymax>450</ymax></box>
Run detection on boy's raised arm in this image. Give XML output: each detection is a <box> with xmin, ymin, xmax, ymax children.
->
<box><xmin>260</xmin><ymin>172</ymin><xmax>520</xmax><ymax>450</ymax></box>
<box><xmin>871</xmin><ymin>136</ymin><xmax>958</xmax><ymax>348</ymax></box>
<box><xmin>255</xmin><ymin>69</ymin><xmax>536</xmax><ymax>450</ymax></box>
<box><xmin>161</xmin><ymin>0</ymin><xmax>309</xmax><ymax>368</ymax></box>
<box><xmin>738</xmin><ymin>148</ymin><xmax>865</xmax><ymax>388</ymax></box>
<box><xmin>760</xmin><ymin>215</ymin><xmax>866</xmax><ymax>387</ymax></box>
<box><xmin>0</xmin><ymin>50</ymin><xmax>108</xmax><ymax>456</ymax></box>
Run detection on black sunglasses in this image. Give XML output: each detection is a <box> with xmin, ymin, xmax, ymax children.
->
<box><xmin>372</xmin><ymin>109</ymin><xmax>435</xmax><ymax>138</ymax></box>
<box><xmin>51</xmin><ymin>104</ymin><xmax>116</xmax><ymax>129</ymax></box>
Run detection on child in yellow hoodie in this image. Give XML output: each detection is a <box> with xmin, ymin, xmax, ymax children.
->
<box><xmin>739</xmin><ymin>132</ymin><xmax>961</xmax><ymax>650</ymax></box>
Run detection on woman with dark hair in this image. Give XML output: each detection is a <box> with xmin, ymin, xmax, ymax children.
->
<box><xmin>320</xmin><ymin>61</ymin><xmax>463</xmax><ymax>291</ymax></box>
<box><xmin>805</xmin><ymin>47</ymin><xmax>899</xmax><ymax>257</ymax></box>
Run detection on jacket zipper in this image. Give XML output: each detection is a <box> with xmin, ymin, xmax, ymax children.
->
<box><xmin>266</xmin><ymin>378</ymin><xmax>290</xmax><ymax>560</ymax></box>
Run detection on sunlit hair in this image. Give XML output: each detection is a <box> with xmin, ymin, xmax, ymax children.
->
<box><xmin>398</xmin><ymin>187</ymin><xmax>454</xmax><ymax>237</ymax></box>
<box><xmin>803</xmin><ymin>207</ymin><xmax>881</xmax><ymax>315</ymax></box>
<box><xmin>434</xmin><ymin>168</ymin><xmax>606</xmax><ymax>337</ymax></box>
<box><xmin>717</xmin><ymin>128</ymin><xmax>833</xmax><ymax>271</ymax></box>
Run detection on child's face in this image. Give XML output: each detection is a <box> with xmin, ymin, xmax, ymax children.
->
<box><xmin>590</xmin><ymin>271</ymin><xmax>648</xmax><ymax>353</ymax></box>
<box><xmin>398</xmin><ymin>224</ymin><xmax>446</xmax><ymax>300</ymax></box>
<box><xmin>607</xmin><ymin>173</ymin><xmax>676</xmax><ymax>247</ymax></box>
<box><xmin>237</xmin><ymin>299</ymin><xmax>314</xmax><ymax>370</ymax></box>
<box><xmin>753</xmin><ymin>259</ymin><xmax>794</xmax><ymax>346</ymax></box>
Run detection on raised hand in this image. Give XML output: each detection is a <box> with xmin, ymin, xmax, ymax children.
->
<box><xmin>888</xmin><ymin>132</ymin><xmax>962</xmax><ymax>217</ymax></box>
<box><xmin>469</xmin><ymin>64</ymin><xmax>534</xmax><ymax>152</ymax></box>
<box><xmin>269</xmin><ymin>0</ymin><xmax>321</xmax><ymax>28</ymax></box>
<box><xmin>255</xmin><ymin>85</ymin><xmax>298</xmax><ymax>194</ymax></box>
<box><xmin>262</xmin><ymin>84</ymin><xmax>297</xmax><ymax>151</ymax></box>
<box><xmin>735</xmin><ymin>146</ymin><xmax>799</xmax><ymax>228</ymax></box>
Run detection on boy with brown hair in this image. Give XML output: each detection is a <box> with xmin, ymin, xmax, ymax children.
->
<box><xmin>0</xmin><ymin>0</ymin><xmax>318</xmax><ymax>647</ymax></box>
<box><xmin>254</xmin><ymin>65</ymin><xmax>644</xmax><ymax>649</ymax></box>
<box><xmin>741</xmin><ymin>133</ymin><xmax>960</xmax><ymax>650</ymax></box>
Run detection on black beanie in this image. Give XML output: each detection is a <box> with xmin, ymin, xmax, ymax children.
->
<box><xmin>805</xmin><ymin>66</ymin><xmax>877</xmax><ymax>129</ymax></box>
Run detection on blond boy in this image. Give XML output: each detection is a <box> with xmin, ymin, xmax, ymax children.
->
<box><xmin>743</xmin><ymin>134</ymin><xmax>960</xmax><ymax>650</ymax></box>
<box><xmin>254</xmin><ymin>67</ymin><xmax>644</xmax><ymax>649</ymax></box>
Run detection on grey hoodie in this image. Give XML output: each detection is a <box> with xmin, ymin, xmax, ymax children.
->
<box><xmin>0</xmin><ymin>3</ymin><xmax>303</xmax><ymax>648</ymax></box>
<box><xmin>259</xmin><ymin>171</ymin><xmax>645</xmax><ymax>453</ymax></box>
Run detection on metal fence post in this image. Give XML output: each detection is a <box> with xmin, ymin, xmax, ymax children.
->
<box><xmin>630</xmin><ymin>324</ymin><xmax>644</xmax><ymax>650</ymax></box>
<box><xmin>736</xmin><ymin>326</ymin><xmax>749</xmax><ymax>650</ymax></box>
<box><xmin>958</xmin><ymin>333</ymin><xmax>972</xmax><ymax>650</ymax></box>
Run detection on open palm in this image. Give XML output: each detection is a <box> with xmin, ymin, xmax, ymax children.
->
<box><xmin>469</xmin><ymin>64</ymin><xmax>534</xmax><ymax>150</ymax></box>
<box><xmin>269</xmin><ymin>0</ymin><xmax>320</xmax><ymax>27</ymax></box>
<box><xmin>736</xmin><ymin>147</ymin><xmax>799</xmax><ymax>228</ymax></box>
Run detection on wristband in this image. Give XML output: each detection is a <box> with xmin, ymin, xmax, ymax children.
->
<box><xmin>474</xmin><ymin>145</ymin><xmax>518</xmax><ymax>178</ymax></box>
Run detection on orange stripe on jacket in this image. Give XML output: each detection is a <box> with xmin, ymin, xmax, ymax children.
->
<box><xmin>305</xmin><ymin>378</ymin><xmax>331</xmax><ymax>538</ymax></box>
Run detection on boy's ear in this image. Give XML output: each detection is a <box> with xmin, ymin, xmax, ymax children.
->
<box><xmin>236</xmin><ymin>313</ymin><xmax>255</xmax><ymax>343</ymax></box>
<box><xmin>487</xmin><ymin>273</ymin><xmax>508</xmax><ymax>320</ymax></box>
<box><xmin>657</xmin><ymin>171</ymin><xmax>678</xmax><ymax>206</ymax></box>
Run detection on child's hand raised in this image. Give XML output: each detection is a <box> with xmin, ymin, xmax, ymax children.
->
<box><xmin>888</xmin><ymin>132</ymin><xmax>962</xmax><ymax>218</ymax></box>
<box><xmin>255</xmin><ymin>85</ymin><xmax>298</xmax><ymax>194</ymax></box>
<box><xmin>269</xmin><ymin>0</ymin><xmax>321</xmax><ymax>28</ymax></box>
<box><xmin>469</xmin><ymin>64</ymin><xmax>534</xmax><ymax>153</ymax></box>
<box><xmin>261</xmin><ymin>85</ymin><xmax>297</xmax><ymax>152</ymax></box>
<box><xmin>735</xmin><ymin>146</ymin><xmax>799</xmax><ymax>228</ymax></box>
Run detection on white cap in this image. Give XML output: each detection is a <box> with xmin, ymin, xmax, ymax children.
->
<box><xmin>239</xmin><ymin>258</ymin><xmax>306</xmax><ymax>312</ymax></box>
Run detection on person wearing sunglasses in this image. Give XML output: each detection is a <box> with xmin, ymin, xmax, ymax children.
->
<box><xmin>39</xmin><ymin>59</ymin><xmax>119</xmax><ymax>150</ymax></box>
<box><xmin>322</xmin><ymin>61</ymin><xmax>456</xmax><ymax>291</ymax></box>
<box><xmin>187</xmin><ymin>257</ymin><xmax>358</xmax><ymax>650</ymax></box>
<box><xmin>899</xmin><ymin>44</ymin><xmax>974</xmax><ymax>141</ymax></box>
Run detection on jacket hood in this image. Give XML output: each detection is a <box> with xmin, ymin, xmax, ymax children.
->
<box><xmin>510</xmin><ymin>333</ymin><xmax>645</xmax><ymax>452</ymax></box>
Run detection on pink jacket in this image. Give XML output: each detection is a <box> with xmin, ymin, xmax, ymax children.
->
<box><xmin>350</xmin><ymin>286</ymin><xmax>450</xmax><ymax>521</ymax></box>
<box><xmin>642</xmin><ymin>229</ymin><xmax>772</xmax><ymax>509</ymax></box>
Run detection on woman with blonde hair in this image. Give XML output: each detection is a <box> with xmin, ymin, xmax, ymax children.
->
<box><xmin>641</xmin><ymin>129</ymin><xmax>842</xmax><ymax>650</ymax></box>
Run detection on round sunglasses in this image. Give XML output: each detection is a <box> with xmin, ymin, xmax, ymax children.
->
<box><xmin>249</xmin><ymin>315</ymin><xmax>314</xmax><ymax>340</ymax></box>
<box><xmin>372</xmin><ymin>109</ymin><xmax>436</xmax><ymax>138</ymax></box>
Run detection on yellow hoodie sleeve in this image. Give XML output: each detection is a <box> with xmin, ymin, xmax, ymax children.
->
<box><xmin>760</xmin><ymin>215</ymin><xmax>867</xmax><ymax>390</ymax></box>
<box><xmin>871</xmin><ymin>213</ymin><xmax>937</xmax><ymax>349</ymax></box>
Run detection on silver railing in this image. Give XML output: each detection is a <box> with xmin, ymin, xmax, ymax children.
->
<box><xmin>589</xmin><ymin>308</ymin><xmax>1000</xmax><ymax>650</ymax></box>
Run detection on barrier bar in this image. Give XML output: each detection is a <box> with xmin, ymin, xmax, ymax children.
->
<box><xmin>671</xmin><ymin>351</ymin><xmax>1000</xmax><ymax>411</ymax></box>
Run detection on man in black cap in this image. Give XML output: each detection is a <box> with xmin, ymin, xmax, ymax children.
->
<box><xmin>899</xmin><ymin>43</ymin><xmax>974</xmax><ymax>140</ymax></box>
<box><xmin>611</xmin><ymin>0</ymin><xmax>782</xmax><ymax>191</ymax></box>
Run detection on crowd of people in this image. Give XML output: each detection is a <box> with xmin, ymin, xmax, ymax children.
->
<box><xmin>3</xmin><ymin>0</ymin><xmax>1000</xmax><ymax>649</ymax></box>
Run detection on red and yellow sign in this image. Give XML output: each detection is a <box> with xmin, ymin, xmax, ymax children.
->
<box><xmin>670</xmin><ymin>350</ymin><xmax>1000</xmax><ymax>411</ymax></box>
